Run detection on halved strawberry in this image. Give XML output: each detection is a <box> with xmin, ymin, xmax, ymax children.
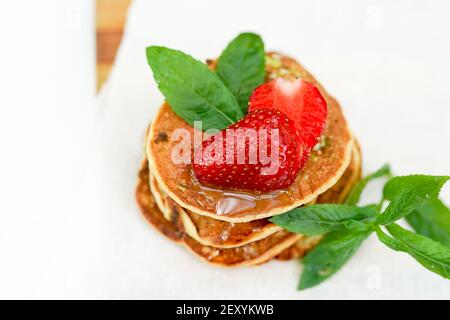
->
<box><xmin>193</xmin><ymin>109</ymin><xmax>303</xmax><ymax>192</ymax></box>
<box><xmin>249</xmin><ymin>78</ymin><xmax>327</xmax><ymax>155</ymax></box>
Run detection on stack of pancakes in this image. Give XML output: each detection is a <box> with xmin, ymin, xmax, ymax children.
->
<box><xmin>136</xmin><ymin>53</ymin><xmax>361</xmax><ymax>267</ymax></box>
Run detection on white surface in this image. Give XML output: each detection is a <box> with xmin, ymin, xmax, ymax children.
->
<box><xmin>0</xmin><ymin>0</ymin><xmax>449</xmax><ymax>299</ymax></box>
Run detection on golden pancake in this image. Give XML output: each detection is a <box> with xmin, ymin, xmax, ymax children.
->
<box><xmin>148</xmin><ymin>141</ymin><xmax>361</xmax><ymax>249</ymax></box>
<box><xmin>137</xmin><ymin>141</ymin><xmax>361</xmax><ymax>266</ymax></box>
<box><xmin>136</xmin><ymin>159</ymin><xmax>302</xmax><ymax>267</ymax></box>
<box><xmin>150</xmin><ymin>170</ymin><xmax>282</xmax><ymax>248</ymax></box>
<box><xmin>147</xmin><ymin>52</ymin><xmax>353</xmax><ymax>222</ymax></box>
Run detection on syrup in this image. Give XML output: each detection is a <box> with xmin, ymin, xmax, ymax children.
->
<box><xmin>185</xmin><ymin>167</ymin><xmax>296</xmax><ymax>217</ymax></box>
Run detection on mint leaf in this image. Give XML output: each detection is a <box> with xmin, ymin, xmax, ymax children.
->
<box><xmin>406</xmin><ymin>199</ymin><xmax>450</xmax><ymax>246</ymax></box>
<box><xmin>383</xmin><ymin>175</ymin><xmax>449</xmax><ymax>201</ymax></box>
<box><xmin>345</xmin><ymin>164</ymin><xmax>391</xmax><ymax>205</ymax></box>
<box><xmin>146</xmin><ymin>46</ymin><xmax>243</xmax><ymax>130</ymax></box>
<box><xmin>216</xmin><ymin>33</ymin><xmax>265</xmax><ymax>113</ymax></box>
<box><xmin>377</xmin><ymin>189</ymin><xmax>422</xmax><ymax>225</ymax></box>
<box><xmin>384</xmin><ymin>224</ymin><xmax>450</xmax><ymax>279</ymax></box>
<box><xmin>377</xmin><ymin>175</ymin><xmax>449</xmax><ymax>225</ymax></box>
<box><xmin>375</xmin><ymin>226</ymin><xmax>407</xmax><ymax>251</ymax></box>
<box><xmin>299</xmin><ymin>230</ymin><xmax>371</xmax><ymax>290</ymax></box>
<box><xmin>270</xmin><ymin>204</ymin><xmax>377</xmax><ymax>236</ymax></box>
<box><xmin>342</xmin><ymin>219</ymin><xmax>374</xmax><ymax>232</ymax></box>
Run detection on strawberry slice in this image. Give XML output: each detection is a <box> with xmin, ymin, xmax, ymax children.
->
<box><xmin>249</xmin><ymin>78</ymin><xmax>327</xmax><ymax>155</ymax></box>
<box><xmin>193</xmin><ymin>109</ymin><xmax>303</xmax><ymax>192</ymax></box>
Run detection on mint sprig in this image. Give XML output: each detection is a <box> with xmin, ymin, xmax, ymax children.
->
<box><xmin>271</xmin><ymin>166</ymin><xmax>450</xmax><ymax>290</ymax></box>
<box><xmin>146</xmin><ymin>33</ymin><xmax>265</xmax><ymax>130</ymax></box>
<box><xmin>146</xmin><ymin>46</ymin><xmax>243</xmax><ymax>130</ymax></box>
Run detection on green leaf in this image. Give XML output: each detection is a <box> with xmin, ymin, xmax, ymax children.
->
<box><xmin>216</xmin><ymin>33</ymin><xmax>265</xmax><ymax>113</ymax></box>
<box><xmin>299</xmin><ymin>230</ymin><xmax>371</xmax><ymax>290</ymax></box>
<box><xmin>377</xmin><ymin>175</ymin><xmax>449</xmax><ymax>225</ymax></box>
<box><xmin>270</xmin><ymin>204</ymin><xmax>377</xmax><ymax>236</ymax></box>
<box><xmin>406</xmin><ymin>199</ymin><xmax>450</xmax><ymax>246</ymax></box>
<box><xmin>383</xmin><ymin>175</ymin><xmax>449</xmax><ymax>201</ymax></box>
<box><xmin>384</xmin><ymin>224</ymin><xmax>450</xmax><ymax>279</ymax></box>
<box><xmin>342</xmin><ymin>219</ymin><xmax>374</xmax><ymax>232</ymax></box>
<box><xmin>146</xmin><ymin>46</ymin><xmax>243</xmax><ymax>131</ymax></box>
<box><xmin>375</xmin><ymin>226</ymin><xmax>407</xmax><ymax>251</ymax></box>
<box><xmin>345</xmin><ymin>164</ymin><xmax>391</xmax><ymax>206</ymax></box>
<box><xmin>378</xmin><ymin>189</ymin><xmax>421</xmax><ymax>225</ymax></box>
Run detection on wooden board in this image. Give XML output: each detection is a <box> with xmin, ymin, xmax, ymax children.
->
<box><xmin>96</xmin><ymin>0</ymin><xmax>132</xmax><ymax>92</ymax></box>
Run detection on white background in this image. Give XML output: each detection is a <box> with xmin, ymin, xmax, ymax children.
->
<box><xmin>0</xmin><ymin>0</ymin><xmax>449</xmax><ymax>299</ymax></box>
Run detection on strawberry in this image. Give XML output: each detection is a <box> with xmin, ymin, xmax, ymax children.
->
<box><xmin>249</xmin><ymin>78</ymin><xmax>327</xmax><ymax>157</ymax></box>
<box><xmin>193</xmin><ymin>109</ymin><xmax>303</xmax><ymax>192</ymax></box>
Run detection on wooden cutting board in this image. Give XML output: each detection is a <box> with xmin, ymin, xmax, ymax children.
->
<box><xmin>96</xmin><ymin>0</ymin><xmax>132</xmax><ymax>92</ymax></box>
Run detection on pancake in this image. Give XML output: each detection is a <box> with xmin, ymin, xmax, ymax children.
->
<box><xmin>137</xmin><ymin>141</ymin><xmax>361</xmax><ymax>266</ymax></box>
<box><xmin>136</xmin><ymin>159</ymin><xmax>302</xmax><ymax>267</ymax></box>
<box><xmin>148</xmin><ymin>142</ymin><xmax>361</xmax><ymax>248</ymax></box>
<box><xmin>150</xmin><ymin>170</ymin><xmax>282</xmax><ymax>248</ymax></box>
<box><xmin>147</xmin><ymin>52</ymin><xmax>353</xmax><ymax>222</ymax></box>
